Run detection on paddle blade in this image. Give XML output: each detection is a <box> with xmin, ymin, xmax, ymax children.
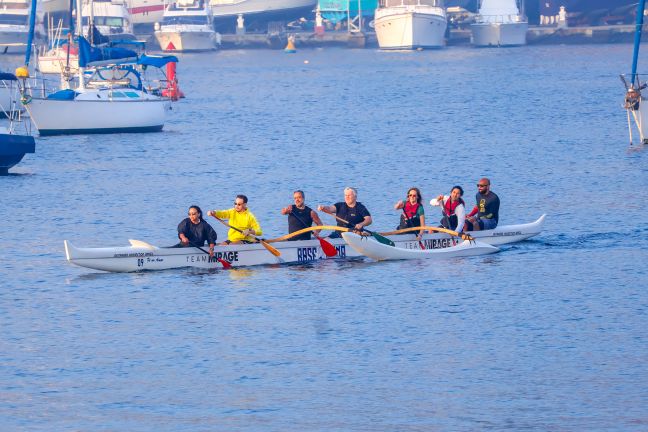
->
<box><xmin>260</xmin><ymin>240</ymin><xmax>281</xmax><ymax>257</ymax></box>
<box><xmin>418</xmin><ymin>241</ymin><xmax>426</xmax><ymax>250</ymax></box>
<box><xmin>217</xmin><ymin>258</ymin><xmax>232</xmax><ymax>269</ymax></box>
<box><xmin>317</xmin><ymin>236</ymin><xmax>338</xmax><ymax>257</ymax></box>
<box><xmin>371</xmin><ymin>232</ymin><xmax>395</xmax><ymax>247</ymax></box>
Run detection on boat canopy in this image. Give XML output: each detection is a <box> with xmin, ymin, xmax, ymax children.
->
<box><xmin>318</xmin><ymin>0</ymin><xmax>378</xmax><ymax>23</ymax></box>
<box><xmin>78</xmin><ymin>36</ymin><xmax>138</xmax><ymax>67</ymax></box>
<box><xmin>137</xmin><ymin>55</ymin><xmax>179</xmax><ymax>68</ymax></box>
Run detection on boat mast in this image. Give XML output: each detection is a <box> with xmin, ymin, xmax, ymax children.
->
<box><xmin>631</xmin><ymin>0</ymin><xmax>647</xmax><ymax>88</ymax></box>
<box><xmin>77</xmin><ymin>0</ymin><xmax>86</xmax><ymax>90</ymax></box>
<box><xmin>23</xmin><ymin>0</ymin><xmax>38</xmax><ymax>68</ymax></box>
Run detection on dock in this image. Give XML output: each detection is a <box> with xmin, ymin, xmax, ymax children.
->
<box><xmin>141</xmin><ymin>24</ymin><xmax>646</xmax><ymax>51</ymax></box>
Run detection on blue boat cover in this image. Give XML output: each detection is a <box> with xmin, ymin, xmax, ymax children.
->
<box><xmin>137</xmin><ymin>55</ymin><xmax>179</xmax><ymax>68</ymax></box>
<box><xmin>78</xmin><ymin>36</ymin><xmax>138</xmax><ymax>67</ymax></box>
<box><xmin>46</xmin><ymin>89</ymin><xmax>78</xmax><ymax>100</ymax></box>
<box><xmin>0</xmin><ymin>72</ymin><xmax>17</xmax><ymax>81</ymax></box>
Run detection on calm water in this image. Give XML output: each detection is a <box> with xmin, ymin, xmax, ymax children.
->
<box><xmin>1</xmin><ymin>44</ymin><xmax>648</xmax><ymax>430</ymax></box>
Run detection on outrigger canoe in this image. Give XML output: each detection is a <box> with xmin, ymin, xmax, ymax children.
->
<box><xmin>64</xmin><ymin>214</ymin><xmax>545</xmax><ymax>272</ymax></box>
<box><xmin>342</xmin><ymin>232</ymin><xmax>498</xmax><ymax>261</ymax></box>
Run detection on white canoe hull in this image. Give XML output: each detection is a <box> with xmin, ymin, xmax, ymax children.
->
<box><xmin>64</xmin><ymin>215</ymin><xmax>545</xmax><ymax>272</ymax></box>
<box><xmin>24</xmin><ymin>97</ymin><xmax>168</xmax><ymax>136</ymax></box>
<box><xmin>375</xmin><ymin>7</ymin><xmax>447</xmax><ymax>50</ymax></box>
<box><xmin>342</xmin><ymin>232</ymin><xmax>499</xmax><ymax>261</ymax></box>
<box><xmin>471</xmin><ymin>21</ymin><xmax>527</xmax><ymax>47</ymax></box>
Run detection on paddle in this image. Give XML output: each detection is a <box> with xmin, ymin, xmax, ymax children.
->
<box><xmin>400</xmin><ymin>206</ymin><xmax>425</xmax><ymax>250</ymax></box>
<box><xmin>320</xmin><ymin>208</ymin><xmax>395</xmax><ymax>247</ymax></box>
<box><xmin>189</xmin><ymin>241</ymin><xmax>232</xmax><ymax>269</ymax></box>
<box><xmin>266</xmin><ymin>225</ymin><xmax>349</xmax><ymax>243</ymax></box>
<box><xmin>379</xmin><ymin>225</ymin><xmax>475</xmax><ymax>243</ymax></box>
<box><xmin>289</xmin><ymin>209</ymin><xmax>337</xmax><ymax>257</ymax></box>
<box><xmin>211</xmin><ymin>215</ymin><xmax>281</xmax><ymax>257</ymax></box>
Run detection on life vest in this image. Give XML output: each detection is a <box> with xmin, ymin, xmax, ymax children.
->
<box><xmin>443</xmin><ymin>198</ymin><xmax>464</xmax><ymax>217</ymax></box>
<box><xmin>399</xmin><ymin>202</ymin><xmax>421</xmax><ymax>229</ymax></box>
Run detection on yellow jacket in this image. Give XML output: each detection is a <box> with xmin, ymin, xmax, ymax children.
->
<box><xmin>213</xmin><ymin>208</ymin><xmax>263</xmax><ymax>242</ymax></box>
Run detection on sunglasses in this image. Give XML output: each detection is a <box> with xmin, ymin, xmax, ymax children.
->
<box><xmin>477</xmin><ymin>184</ymin><xmax>489</xmax><ymax>187</ymax></box>
<box><xmin>188</xmin><ymin>212</ymin><xmax>198</xmax><ymax>216</ymax></box>
<box><xmin>408</xmin><ymin>193</ymin><xmax>417</xmax><ymax>197</ymax></box>
<box><xmin>234</xmin><ymin>202</ymin><xmax>244</xmax><ymax>206</ymax></box>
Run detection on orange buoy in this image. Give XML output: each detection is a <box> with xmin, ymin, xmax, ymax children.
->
<box><xmin>162</xmin><ymin>61</ymin><xmax>184</xmax><ymax>101</ymax></box>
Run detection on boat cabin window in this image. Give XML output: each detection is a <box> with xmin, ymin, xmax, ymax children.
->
<box><xmin>124</xmin><ymin>91</ymin><xmax>139</xmax><ymax>98</ymax></box>
<box><xmin>82</xmin><ymin>17</ymin><xmax>126</xmax><ymax>27</ymax></box>
<box><xmin>0</xmin><ymin>14</ymin><xmax>28</xmax><ymax>25</ymax></box>
<box><xmin>110</xmin><ymin>91</ymin><xmax>126</xmax><ymax>98</ymax></box>
<box><xmin>162</xmin><ymin>16</ymin><xmax>208</xmax><ymax>25</ymax></box>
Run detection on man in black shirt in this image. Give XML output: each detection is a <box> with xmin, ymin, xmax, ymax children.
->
<box><xmin>318</xmin><ymin>187</ymin><xmax>372</xmax><ymax>238</ymax></box>
<box><xmin>177</xmin><ymin>205</ymin><xmax>217</xmax><ymax>256</ymax></box>
<box><xmin>465</xmin><ymin>178</ymin><xmax>500</xmax><ymax>231</ymax></box>
<box><xmin>281</xmin><ymin>190</ymin><xmax>324</xmax><ymax>241</ymax></box>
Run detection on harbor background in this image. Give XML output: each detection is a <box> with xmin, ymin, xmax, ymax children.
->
<box><xmin>1</xmin><ymin>44</ymin><xmax>648</xmax><ymax>429</ymax></box>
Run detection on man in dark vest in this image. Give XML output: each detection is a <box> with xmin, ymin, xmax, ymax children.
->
<box><xmin>280</xmin><ymin>190</ymin><xmax>324</xmax><ymax>241</ymax></box>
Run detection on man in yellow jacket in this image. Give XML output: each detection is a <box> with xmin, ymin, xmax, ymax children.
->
<box><xmin>207</xmin><ymin>195</ymin><xmax>263</xmax><ymax>244</ymax></box>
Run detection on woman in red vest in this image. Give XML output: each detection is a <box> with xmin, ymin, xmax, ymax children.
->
<box><xmin>394</xmin><ymin>187</ymin><xmax>426</xmax><ymax>240</ymax></box>
<box><xmin>430</xmin><ymin>186</ymin><xmax>466</xmax><ymax>232</ymax></box>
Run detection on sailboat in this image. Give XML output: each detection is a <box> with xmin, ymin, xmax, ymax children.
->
<box><xmin>23</xmin><ymin>37</ymin><xmax>178</xmax><ymax>135</ymax></box>
<box><xmin>621</xmin><ymin>0</ymin><xmax>648</xmax><ymax>146</ymax></box>
<box><xmin>1</xmin><ymin>0</ymin><xmax>35</xmax><ymax>174</ymax></box>
<box><xmin>470</xmin><ymin>0</ymin><xmax>527</xmax><ymax>47</ymax></box>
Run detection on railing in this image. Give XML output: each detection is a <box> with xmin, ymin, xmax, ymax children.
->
<box><xmin>380</xmin><ymin>0</ymin><xmax>443</xmax><ymax>7</ymax></box>
<box><xmin>475</xmin><ymin>14</ymin><xmax>525</xmax><ymax>24</ymax></box>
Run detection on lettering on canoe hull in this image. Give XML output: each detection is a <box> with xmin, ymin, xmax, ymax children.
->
<box><xmin>114</xmin><ymin>252</ymin><xmax>154</xmax><ymax>258</ymax></box>
<box><xmin>296</xmin><ymin>245</ymin><xmax>346</xmax><ymax>262</ymax></box>
<box><xmin>404</xmin><ymin>239</ymin><xmax>455</xmax><ymax>249</ymax></box>
<box><xmin>186</xmin><ymin>251</ymin><xmax>239</xmax><ymax>263</ymax></box>
<box><xmin>493</xmin><ymin>231</ymin><xmax>522</xmax><ymax>237</ymax></box>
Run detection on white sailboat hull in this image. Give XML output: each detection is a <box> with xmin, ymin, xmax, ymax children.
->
<box><xmin>471</xmin><ymin>21</ymin><xmax>527</xmax><ymax>47</ymax></box>
<box><xmin>24</xmin><ymin>97</ymin><xmax>168</xmax><ymax>136</ymax></box>
<box><xmin>155</xmin><ymin>27</ymin><xmax>217</xmax><ymax>51</ymax></box>
<box><xmin>64</xmin><ymin>215</ymin><xmax>546</xmax><ymax>272</ymax></box>
<box><xmin>375</xmin><ymin>7</ymin><xmax>447</xmax><ymax>50</ymax></box>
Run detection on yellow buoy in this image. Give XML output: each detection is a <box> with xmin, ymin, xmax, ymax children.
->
<box><xmin>15</xmin><ymin>66</ymin><xmax>29</xmax><ymax>78</ymax></box>
<box><xmin>284</xmin><ymin>37</ymin><xmax>296</xmax><ymax>53</ymax></box>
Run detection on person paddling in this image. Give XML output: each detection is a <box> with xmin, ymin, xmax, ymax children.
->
<box><xmin>318</xmin><ymin>187</ymin><xmax>372</xmax><ymax>238</ymax></box>
<box><xmin>394</xmin><ymin>187</ymin><xmax>425</xmax><ymax>239</ymax></box>
<box><xmin>207</xmin><ymin>195</ymin><xmax>263</xmax><ymax>245</ymax></box>
<box><xmin>430</xmin><ymin>186</ymin><xmax>466</xmax><ymax>232</ymax></box>
<box><xmin>465</xmin><ymin>178</ymin><xmax>500</xmax><ymax>231</ymax></box>
<box><xmin>177</xmin><ymin>205</ymin><xmax>217</xmax><ymax>257</ymax></box>
<box><xmin>281</xmin><ymin>190</ymin><xmax>324</xmax><ymax>240</ymax></box>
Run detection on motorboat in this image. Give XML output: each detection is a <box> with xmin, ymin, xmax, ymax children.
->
<box><xmin>127</xmin><ymin>0</ymin><xmax>165</xmax><ymax>28</ymax></box>
<box><xmin>374</xmin><ymin>0</ymin><xmax>447</xmax><ymax>50</ymax></box>
<box><xmin>64</xmin><ymin>215</ymin><xmax>546</xmax><ymax>272</ymax></box>
<box><xmin>82</xmin><ymin>0</ymin><xmax>137</xmax><ymax>41</ymax></box>
<box><xmin>209</xmin><ymin>0</ymin><xmax>317</xmax><ymax>33</ymax></box>
<box><xmin>470</xmin><ymin>0</ymin><xmax>527</xmax><ymax>47</ymax></box>
<box><xmin>0</xmin><ymin>0</ymin><xmax>31</xmax><ymax>54</ymax></box>
<box><xmin>154</xmin><ymin>0</ymin><xmax>219</xmax><ymax>52</ymax></box>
